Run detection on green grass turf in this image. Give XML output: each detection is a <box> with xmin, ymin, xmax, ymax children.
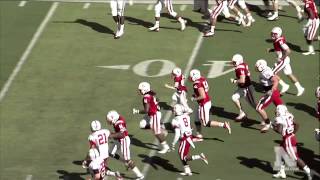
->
<box><xmin>0</xmin><ymin>2</ymin><xmax>319</xmax><ymax>180</ymax></box>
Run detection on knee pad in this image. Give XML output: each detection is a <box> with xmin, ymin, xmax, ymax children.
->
<box><xmin>238</xmin><ymin>0</ymin><xmax>247</xmax><ymax>9</ymax></box>
<box><xmin>232</xmin><ymin>93</ymin><xmax>241</xmax><ymax>102</ymax></box>
<box><xmin>155</xmin><ymin>1</ymin><xmax>162</xmax><ymax>17</ymax></box>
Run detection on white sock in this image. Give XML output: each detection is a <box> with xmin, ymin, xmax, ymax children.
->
<box><xmin>191</xmin><ymin>155</ymin><xmax>201</xmax><ymax>160</ymax></box>
<box><xmin>106</xmin><ymin>170</ymin><xmax>116</xmax><ymax>176</ymax></box>
<box><xmin>296</xmin><ymin>6</ymin><xmax>301</xmax><ymax>12</ymax></box>
<box><xmin>161</xmin><ymin>141</ymin><xmax>169</xmax><ymax>148</ymax></box>
<box><xmin>274</xmin><ymin>11</ymin><xmax>278</xmax><ymax>16</ymax></box>
<box><xmin>132</xmin><ymin>166</ymin><xmax>143</xmax><ymax>177</ymax></box>
<box><xmin>155</xmin><ymin>21</ymin><xmax>160</xmax><ymax>27</ymax></box>
<box><xmin>294</xmin><ymin>82</ymin><xmax>303</xmax><ymax>89</ymax></box>
<box><xmin>237</xmin><ymin>12</ymin><xmax>244</xmax><ymax>18</ymax></box>
<box><xmin>247</xmin><ymin>13</ymin><xmax>253</xmax><ymax>20</ymax></box>
<box><xmin>303</xmin><ymin>165</ymin><xmax>311</xmax><ymax>174</ymax></box>
<box><xmin>309</xmin><ymin>45</ymin><xmax>314</xmax><ymax>52</ymax></box>
<box><xmin>120</xmin><ymin>24</ymin><xmax>124</xmax><ymax>32</ymax></box>
<box><xmin>211</xmin><ymin>26</ymin><xmax>215</xmax><ymax>32</ymax></box>
<box><xmin>184</xmin><ymin>165</ymin><xmax>191</xmax><ymax>173</ymax></box>
<box><xmin>279</xmin><ymin>79</ymin><xmax>288</xmax><ymax>87</ymax></box>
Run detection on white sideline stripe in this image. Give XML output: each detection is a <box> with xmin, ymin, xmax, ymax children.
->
<box><xmin>147</xmin><ymin>4</ymin><xmax>153</xmax><ymax>11</ymax></box>
<box><xmin>18</xmin><ymin>1</ymin><xmax>27</xmax><ymax>7</ymax></box>
<box><xmin>0</xmin><ymin>2</ymin><xmax>59</xmax><ymax>103</ymax></box>
<box><xmin>25</xmin><ymin>175</ymin><xmax>32</xmax><ymax>180</ymax></box>
<box><xmin>83</xmin><ymin>2</ymin><xmax>90</xmax><ymax>9</ymax></box>
<box><xmin>179</xmin><ymin>4</ymin><xmax>187</xmax><ymax>11</ymax></box>
<box><xmin>141</xmin><ymin>33</ymin><xmax>203</xmax><ymax>178</ymax></box>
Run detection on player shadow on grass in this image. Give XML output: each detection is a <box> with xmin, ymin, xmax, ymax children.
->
<box><xmin>125</xmin><ymin>16</ymin><xmax>154</xmax><ymax>28</ymax></box>
<box><xmin>286</xmin><ymin>102</ymin><xmax>318</xmax><ymax>118</ymax></box>
<box><xmin>210</xmin><ymin>106</ymin><xmax>260</xmax><ymax>131</ymax></box>
<box><xmin>57</xmin><ymin>170</ymin><xmax>87</xmax><ymax>180</ymax></box>
<box><xmin>72</xmin><ymin>19</ymin><xmax>114</xmax><ymax>35</ymax></box>
<box><xmin>129</xmin><ymin>134</ymin><xmax>159</xmax><ymax>151</ymax></box>
<box><xmin>237</xmin><ymin>156</ymin><xmax>274</xmax><ymax>174</ymax></box>
<box><xmin>265</xmin><ymin>38</ymin><xmax>304</xmax><ymax>53</ymax></box>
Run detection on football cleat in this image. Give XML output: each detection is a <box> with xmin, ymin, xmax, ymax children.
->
<box><xmin>261</xmin><ymin>123</ymin><xmax>271</xmax><ymax>133</ymax></box>
<box><xmin>136</xmin><ymin>175</ymin><xmax>145</xmax><ymax>180</ymax></box>
<box><xmin>297</xmin><ymin>87</ymin><xmax>305</xmax><ymax>96</ymax></box>
<box><xmin>200</xmin><ymin>153</ymin><xmax>209</xmax><ymax>165</ymax></box>
<box><xmin>302</xmin><ymin>51</ymin><xmax>315</xmax><ymax>56</ymax></box>
<box><xmin>203</xmin><ymin>31</ymin><xmax>214</xmax><ymax>37</ymax></box>
<box><xmin>149</xmin><ymin>25</ymin><xmax>160</xmax><ymax>32</ymax></box>
<box><xmin>237</xmin><ymin>16</ymin><xmax>246</xmax><ymax>27</ymax></box>
<box><xmin>235</xmin><ymin>111</ymin><xmax>246</xmax><ymax>121</ymax></box>
<box><xmin>224</xmin><ymin>121</ymin><xmax>231</xmax><ymax>135</ymax></box>
<box><xmin>180</xmin><ymin>172</ymin><xmax>193</xmax><ymax>176</ymax></box>
<box><xmin>267</xmin><ymin>13</ymin><xmax>278</xmax><ymax>21</ymax></box>
<box><xmin>280</xmin><ymin>84</ymin><xmax>290</xmax><ymax>94</ymax></box>
<box><xmin>158</xmin><ymin>146</ymin><xmax>170</xmax><ymax>154</ymax></box>
<box><xmin>180</xmin><ymin>19</ymin><xmax>187</xmax><ymax>31</ymax></box>
<box><xmin>273</xmin><ymin>170</ymin><xmax>286</xmax><ymax>179</ymax></box>
<box><xmin>195</xmin><ymin>133</ymin><xmax>203</xmax><ymax>139</ymax></box>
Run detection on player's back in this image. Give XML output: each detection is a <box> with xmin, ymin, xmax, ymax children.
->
<box><xmin>89</xmin><ymin>129</ymin><xmax>110</xmax><ymax>159</ymax></box>
<box><xmin>175</xmin><ymin>114</ymin><xmax>192</xmax><ymax>137</ymax></box>
<box><xmin>275</xmin><ymin>113</ymin><xmax>295</xmax><ymax>137</ymax></box>
<box><xmin>89</xmin><ymin>157</ymin><xmax>106</xmax><ymax>178</ymax></box>
<box><xmin>259</xmin><ymin>66</ymin><xmax>274</xmax><ymax>90</ymax></box>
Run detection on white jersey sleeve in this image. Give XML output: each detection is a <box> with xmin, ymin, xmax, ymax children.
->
<box><xmin>260</xmin><ymin>67</ymin><xmax>274</xmax><ymax>87</ymax></box>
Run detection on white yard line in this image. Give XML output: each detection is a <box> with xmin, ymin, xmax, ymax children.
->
<box><xmin>25</xmin><ymin>175</ymin><xmax>33</xmax><ymax>180</ymax></box>
<box><xmin>18</xmin><ymin>1</ymin><xmax>27</xmax><ymax>7</ymax></box>
<box><xmin>0</xmin><ymin>2</ymin><xmax>59</xmax><ymax>103</ymax></box>
<box><xmin>83</xmin><ymin>2</ymin><xmax>90</xmax><ymax>9</ymax></box>
<box><xmin>141</xmin><ymin>33</ymin><xmax>203</xmax><ymax>178</ymax></box>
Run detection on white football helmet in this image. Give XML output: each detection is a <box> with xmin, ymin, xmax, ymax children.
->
<box><xmin>139</xmin><ymin>119</ymin><xmax>147</xmax><ymax>129</ymax></box>
<box><xmin>276</xmin><ymin>105</ymin><xmax>288</xmax><ymax>116</ymax></box>
<box><xmin>173</xmin><ymin>104</ymin><xmax>184</xmax><ymax>116</ymax></box>
<box><xmin>88</xmin><ymin>148</ymin><xmax>100</xmax><ymax>160</ymax></box>
<box><xmin>255</xmin><ymin>59</ymin><xmax>268</xmax><ymax>72</ymax></box>
<box><xmin>91</xmin><ymin>120</ymin><xmax>101</xmax><ymax>131</ymax></box>
<box><xmin>138</xmin><ymin>82</ymin><xmax>151</xmax><ymax>95</ymax></box>
<box><xmin>107</xmin><ymin>110</ymin><xmax>119</xmax><ymax>124</ymax></box>
<box><xmin>271</xmin><ymin>27</ymin><xmax>282</xmax><ymax>40</ymax></box>
<box><xmin>172</xmin><ymin>67</ymin><xmax>182</xmax><ymax>77</ymax></box>
<box><xmin>231</xmin><ymin>54</ymin><xmax>244</xmax><ymax>66</ymax></box>
<box><xmin>315</xmin><ymin>86</ymin><xmax>320</xmax><ymax>98</ymax></box>
<box><xmin>189</xmin><ymin>69</ymin><xmax>201</xmax><ymax>81</ymax></box>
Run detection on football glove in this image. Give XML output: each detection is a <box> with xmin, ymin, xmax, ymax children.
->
<box><xmin>230</xmin><ymin>78</ymin><xmax>237</xmax><ymax>84</ymax></box>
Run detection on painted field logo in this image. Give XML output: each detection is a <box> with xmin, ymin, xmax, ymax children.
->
<box><xmin>203</xmin><ymin>61</ymin><xmax>234</xmax><ymax>79</ymax></box>
<box><xmin>273</xmin><ymin>146</ymin><xmax>298</xmax><ymax>171</ymax></box>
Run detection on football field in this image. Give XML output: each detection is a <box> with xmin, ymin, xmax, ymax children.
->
<box><xmin>0</xmin><ymin>1</ymin><xmax>319</xmax><ymax>180</ymax></box>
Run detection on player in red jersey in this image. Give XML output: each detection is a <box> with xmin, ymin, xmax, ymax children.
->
<box><xmin>268</xmin><ymin>26</ymin><xmax>305</xmax><ymax>96</ymax></box>
<box><xmin>302</xmin><ymin>0</ymin><xmax>319</xmax><ymax>55</ymax></box>
<box><xmin>272</xmin><ymin>105</ymin><xmax>312</xmax><ymax>180</ymax></box>
<box><xmin>133</xmin><ymin>82</ymin><xmax>170</xmax><ymax>154</ymax></box>
<box><xmin>230</xmin><ymin>54</ymin><xmax>256</xmax><ymax>120</ymax></box>
<box><xmin>189</xmin><ymin>69</ymin><xmax>231</xmax><ymax>137</ymax></box>
<box><xmin>106</xmin><ymin>110</ymin><xmax>144</xmax><ymax>180</ymax></box>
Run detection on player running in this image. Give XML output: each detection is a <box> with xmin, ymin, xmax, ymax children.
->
<box><xmin>171</xmin><ymin>104</ymin><xmax>208</xmax><ymax>176</ymax></box>
<box><xmin>110</xmin><ymin>0</ymin><xmax>126</xmax><ymax>39</ymax></box>
<box><xmin>106</xmin><ymin>110</ymin><xmax>144</xmax><ymax>180</ymax></box>
<box><xmin>255</xmin><ymin>59</ymin><xmax>283</xmax><ymax>133</ymax></box>
<box><xmin>133</xmin><ymin>82</ymin><xmax>170</xmax><ymax>154</ymax></box>
<box><xmin>267</xmin><ymin>0</ymin><xmax>303</xmax><ymax>21</ymax></box>
<box><xmin>149</xmin><ymin>0</ymin><xmax>187</xmax><ymax>32</ymax></box>
<box><xmin>272</xmin><ymin>105</ymin><xmax>312</xmax><ymax>180</ymax></box>
<box><xmin>227</xmin><ymin>0</ymin><xmax>255</xmax><ymax>26</ymax></box>
<box><xmin>230</xmin><ymin>54</ymin><xmax>256</xmax><ymax>121</ymax></box>
<box><xmin>189</xmin><ymin>69</ymin><xmax>231</xmax><ymax>137</ymax></box>
<box><xmin>203</xmin><ymin>0</ymin><xmax>228</xmax><ymax>37</ymax></box>
<box><xmin>302</xmin><ymin>0</ymin><xmax>319</xmax><ymax>55</ymax></box>
<box><xmin>268</xmin><ymin>26</ymin><xmax>305</xmax><ymax>96</ymax></box>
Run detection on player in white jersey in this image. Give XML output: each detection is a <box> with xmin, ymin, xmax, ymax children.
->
<box><xmin>271</xmin><ymin>105</ymin><xmax>312</xmax><ymax>180</ymax></box>
<box><xmin>165</xmin><ymin>67</ymin><xmax>193</xmax><ymax>114</ymax></box>
<box><xmin>171</xmin><ymin>104</ymin><xmax>208</xmax><ymax>176</ymax></box>
<box><xmin>87</xmin><ymin>148</ymin><xmax>123</xmax><ymax>180</ymax></box>
<box><xmin>110</xmin><ymin>0</ymin><xmax>126</xmax><ymax>39</ymax></box>
<box><xmin>149</xmin><ymin>0</ymin><xmax>187</xmax><ymax>32</ymax></box>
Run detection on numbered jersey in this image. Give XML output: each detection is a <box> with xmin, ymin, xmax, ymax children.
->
<box><xmin>113</xmin><ymin>116</ymin><xmax>129</xmax><ymax>139</ymax></box>
<box><xmin>89</xmin><ymin>157</ymin><xmax>106</xmax><ymax>179</ymax></box>
<box><xmin>88</xmin><ymin>129</ymin><xmax>110</xmax><ymax>159</ymax></box>
<box><xmin>273</xmin><ymin>36</ymin><xmax>289</xmax><ymax>59</ymax></box>
<box><xmin>193</xmin><ymin>77</ymin><xmax>211</xmax><ymax>105</ymax></box>
<box><xmin>275</xmin><ymin>113</ymin><xmax>295</xmax><ymax>137</ymax></box>
<box><xmin>235</xmin><ymin>62</ymin><xmax>252</xmax><ymax>88</ymax></box>
<box><xmin>305</xmin><ymin>0</ymin><xmax>319</xmax><ymax>19</ymax></box>
<box><xmin>259</xmin><ymin>66</ymin><xmax>274</xmax><ymax>91</ymax></box>
<box><xmin>174</xmin><ymin>75</ymin><xmax>187</xmax><ymax>93</ymax></box>
<box><xmin>171</xmin><ymin>114</ymin><xmax>192</xmax><ymax>138</ymax></box>
<box><xmin>143</xmin><ymin>91</ymin><xmax>160</xmax><ymax>116</ymax></box>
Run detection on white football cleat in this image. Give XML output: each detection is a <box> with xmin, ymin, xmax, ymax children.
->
<box><xmin>297</xmin><ymin>87</ymin><xmax>305</xmax><ymax>96</ymax></box>
<box><xmin>237</xmin><ymin>16</ymin><xmax>246</xmax><ymax>27</ymax></box>
<box><xmin>261</xmin><ymin>123</ymin><xmax>271</xmax><ymax>133</ymax></box>
<box><xmin>302</xmin><ymin>51</ymin><xmax>315</xmax><ymax>55</ymax></box>
<box><xmin>149</xmin><ymin>25</ymin><xmax>160</xmax><ymax>32</ymax></box>
<box><xmin>200</xmin><ymin>153</ymin><xmax>209</xmax><ymax>165</ymax></box>
<box><xmin>158</xmin><ymin>146</ymin><xmax>170</xmax><ymax>154</ymax></box>
<box><xmin>136</xmin><ymin>175</ymin><xmax>145</xmax><ymax>180</ymax></box>
<box><xmin>180</xmin><ymin>19</ymin><xmax>187</xmax><ymax>31</ymax></box>
<box><xmin>203</xmin><ymin>31</ymin><xmax>214</xmax><ymax>37</ymax></box>
<box><xmin>268</xmin><ymin>13</ymin><xmax>278</xmax><ymax>21</ymax></box>
<box><xmin>273</xmin><ymin>171</ymin><xmax>286</xmax><ymax>179</ymax></box>
<box><xmin>236</xmin><ymin>111</ymin><xmax>246</xmax><ymax>120</ymax></box>
<box><xmin>180</xmin><ymin>172</ymin><xmax>192</xmax><ymax>176</ymax></box>
<box><xmin>224</xmin><ymin>121</ymin><xmax>231</xmax><ymax>135</ymax></box>
<box><xmin>114</xmin><ymin>30</ymin><xmax>124</xmax><ymax>39</ymax></box>
<box><xmin>280</xmin><ymin>84</ymin><xmax>290</xmax><ymax>94</ymax></box>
